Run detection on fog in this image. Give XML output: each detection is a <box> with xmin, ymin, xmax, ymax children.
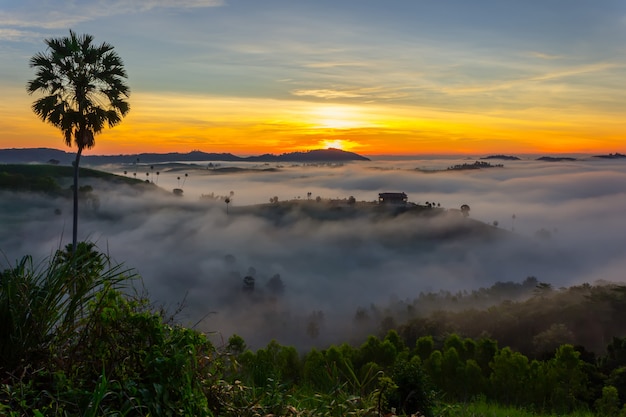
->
<box><xmin>2</xmin><ymin>156</ymin><xmax>626</xmax><ymax>349</ymax></box>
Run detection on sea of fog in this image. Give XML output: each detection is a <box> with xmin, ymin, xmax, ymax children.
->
<box><xmin>2</xmin><ymin>155</ymin><xmax>626</xmax><ymax>349</ymax></box>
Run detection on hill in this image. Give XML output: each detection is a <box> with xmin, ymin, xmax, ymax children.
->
<box><xmin>1</xmin><ymin>163</ymin><xmax>502</xmax><ymax>242</ymax></box>
<box><xmin>594</xmin><ymin>152</ymin><xmax>626</xmax><ymax>159</ymax></box>
<box><xmin>243</xmin><ymin>148</ymin><xmax>370</xmax><ymax>162</ymax></box>
<box><xmin>480</xmin><ymin>154</ymin><xmax>520</xmax><ymax>161</ymax></box>
<box><xmin>537</xmin><ymin>156</ymin><xmax>577</xmax><ymax>162</ymax></box>
<box><xmin>0</xmin><ymin>163</ymin><xmax>151</xmax><ymax>194</ymax></box>
<box><xmin>0</xmin><ymin>147</ymin><xmax>370</xmax><ymax>165</ymax></box>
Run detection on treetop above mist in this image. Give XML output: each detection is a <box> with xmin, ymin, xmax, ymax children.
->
<box><xmin>480</xmin><ymin>155</ymin><xmax>521</xmax><ymax>161</ymax></box>
<box><xmin>594</xmin><ymin>152</ymin><xmax>626</xmax><ymax>159</ymax></box>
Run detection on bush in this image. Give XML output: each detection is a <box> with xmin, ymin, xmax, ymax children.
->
<box><xmin>0</xmin><ymin>244</ymin><xmax>221</xmax><ymax>416</ymax></box>
<box><xmin>387</xmin><ymin>358</ymin><xmax>435</xmax><ymax>417</ymax></box>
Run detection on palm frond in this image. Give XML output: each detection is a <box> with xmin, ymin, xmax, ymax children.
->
<box><xmin>26</xmin><ymin>30</ymin><xmax>130</xmax><ymax>151</ymax></box>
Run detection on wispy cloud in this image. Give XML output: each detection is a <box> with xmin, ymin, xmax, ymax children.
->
<box><xmin>0</xmin><ymin>0</ymin><xmax>223</xmax><ymax>30</ymax></box>
<box><xmin>527</xmin><ymin>51</ymin><xmax>563</xmax><ymax>60</ymax></box>
<box><xmin>529</xmin><ymin>62</ymin><xmax>619</xmax><ymax>82</ymax></box>
<box><xmin>303</xmin><ymin>61</ymin><xmax>370</xmax><ymax>69</ymax></box>
<box><xmin>0</xmin><ymin>28</ymin><xmax>41</xmax><ymax>42</ymax></box>
<box><xmin>291</xmin><ymin>86</ymin><xmax>412</xmax><ymax>101</ymax></box>
<box><xmin>441</xmin><ymin>62</ymin><xmax>620</xmax><ymax>95</ymax></box>
<box><xmin>291</xmin><ymin>89</ymin><xmax>366</xmax><ymax>99</ymax></box>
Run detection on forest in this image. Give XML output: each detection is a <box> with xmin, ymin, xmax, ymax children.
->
<box><xmin>2</xmin><ymin>244</ymin><xmax>626</xmax><ymax>416</ymax></box>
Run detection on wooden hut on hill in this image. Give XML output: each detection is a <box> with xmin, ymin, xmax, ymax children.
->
<box><xmin>378</xmin><ymin>192</ymin><xmax>408</xmax><ymax>205</ymax></box>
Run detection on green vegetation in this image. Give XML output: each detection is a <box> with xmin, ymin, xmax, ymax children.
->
<box><xmin>1</xmin><ymin>244</ymin><xmax>215</xmax><ymax>416</ymax></box>
<box><xmin>3</xmin><ymin>245</ymin><xmax>626</xmax><ymax>416</ymax></box>
<box><xmin>386</xmin><ymin>279</ymin><xmax>626</xmax><ymax>356</ymax></box>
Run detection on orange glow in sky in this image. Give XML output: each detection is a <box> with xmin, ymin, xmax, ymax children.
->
<box><xmin>2</xmin><ymin>87</ymin><xmax>624</xmax><ymax>156</ymax></box>
<box><xmin>2</xmin><ymin>0</ymin><xmax>626</xmax><ymax>156</ymax></box>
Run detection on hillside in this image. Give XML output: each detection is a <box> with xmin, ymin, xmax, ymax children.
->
<box><xmin>0</xmin><ymin>163</ymin><xmax>152</xmax><ymax>194</ymax></box>
<box><xmin>1</xmin><ymin>163</ymin><xmax>505</xmax><ymax>244</ymax></box>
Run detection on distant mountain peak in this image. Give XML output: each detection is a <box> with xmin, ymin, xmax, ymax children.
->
<box><xmin>0</xmin><ymin>147</ymin><xmax>370</xmax><ymax>164</ymax></box>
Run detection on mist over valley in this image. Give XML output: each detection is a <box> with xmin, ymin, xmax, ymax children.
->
<box><xmin>2</xmin><ymin>154</ymin><xmax>626</xmax><ymax>350</ymax></box>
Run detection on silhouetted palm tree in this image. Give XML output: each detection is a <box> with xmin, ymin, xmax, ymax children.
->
<box><xmin>27</xmin><ymin>30</ymin><xmax>130</xmax><ymax>252</ymax></box>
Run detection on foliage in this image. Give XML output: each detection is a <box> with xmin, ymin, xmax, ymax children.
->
<box><xmin>0</xmin><ymin>245</ymin><xmax>218</xmax><ymax>416</ymax></box>
<box><xmin>387</xmin><ymin>357</ymin><xmax>435</xmax><ymax>417</ymax></box>
<box><xmin>0</xmin><ymin>243</ymin><xmax>128</xmax><ymax>373</ymax></box>
<box><xmin>393</xmin><ymin>280</ymin><xmax>626</xmax><ymax>356</ymax></box>
<box><xmin>0</xmin><ymin>170</ymin><xmax>60</xmax><ymax>193</ymax></box>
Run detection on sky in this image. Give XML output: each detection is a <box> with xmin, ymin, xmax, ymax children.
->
<box><xmin>2</xmin><ymin>157</ymin><xmax>626</xmax><ymax>349</ymax></box>
<box><xmin>1</xmin><ymin>0</ymin><xmax>626</xmax><ymax>155</ymax></box>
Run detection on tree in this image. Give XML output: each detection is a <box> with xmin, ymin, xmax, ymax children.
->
<box><xmin>266</xmin><ymin>273</ymin><xmax>285</xmax><ymax>295</ymax></box>
<box><xmin>545</xmin><ymin>344</ymin><xmax>588</xmax><ymax>413</ymax></box>
<box><xmin>595</xmin><ymin>385</ymin><xmax>621</xmax><ymax>417</ymax></box>
<box><xmin>27</xmin><ymin>30</ymin><xmax>130</xmax><ymax>252</ymax></box>
<box><xmin>489</xmin><ymin>347</ymin><xmax>530</xmax><ymax>406</ymax></box>
<box><xmin>415</xmin><ymin>336</ymin><xmax>434</xmax><ymax>361</ymax></box>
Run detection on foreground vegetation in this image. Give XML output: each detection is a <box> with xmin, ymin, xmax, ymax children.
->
<box><xmin>2</xmin><ymin>246</ymin><xmax>626</xmax><ymax>416</ymax></box>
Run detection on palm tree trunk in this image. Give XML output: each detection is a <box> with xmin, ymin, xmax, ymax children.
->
<box><xmin>72</xmin><ymin>147</ymin><xmax>83</xmax><ymax>253</ymax></box>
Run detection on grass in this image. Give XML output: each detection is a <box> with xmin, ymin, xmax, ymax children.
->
<box><xmin>0</xmin><ymin>242</ymin><xmax>131</xmax><ymax>373</ymax></box>
<box><xmin>437</xmin><ymin>400</ymin><xmax>596</xmax><ymax>417</ymax></box>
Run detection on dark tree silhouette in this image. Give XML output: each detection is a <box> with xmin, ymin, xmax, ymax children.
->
<box><xmin>27</xmin><ymin>30</ymin><xmax>130</xmax><ymax>252</ymax></box>
<box><xmin>242</xmin><ymin>276</ymin><xmax>255</xmax><ymax>292</ymax></box>
<box><xmin>266</xmin><ymin>273</ymin><xmax>285</xmax><ymax>295</ymax></box>
<box><xmin>225</xmin><ymin>197</ymin><xmax>231</xmax><ymax>214</ymax></box>
<box><xmin>460</xmin><ymin>204</ymin><xmax>471</xmax><ymax>217</ymax></box>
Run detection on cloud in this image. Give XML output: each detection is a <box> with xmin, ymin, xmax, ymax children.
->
<box><xmin>303</xmin><ymin>61</ymin><xmax>371</xmax><ymax>69</ymax></box>
<box><xmin>291</xmin><ymin>89</ymin><xmax>366</xmax><ymax>99</ymax></box>
<box><xmin>0</xmin><ymin>0</ymin><xmax>223</xmax><ymax>30</ymax></box>
<box><xmin>290</xmin><ymin>86</ymin><xmax>412</xmax><ymax>101</ymax></box>
<box><xmin>0</xmin><ymin>28</ymin><xmax>41</xmax><ymax>42</ymax></box>
<box><xmin>527</xmin><ymin>51</ymin><xmax>563</xmax><ymax>60</ymax></box>
<box><xmin>1</xmin><ymin>157</ymin><xmax>626</xmax><ymax>349</ymax></box>
<box><xmin>441</xmin><ymin>62</ymin><xmax>620</xmax><ymax>95</ymax></box>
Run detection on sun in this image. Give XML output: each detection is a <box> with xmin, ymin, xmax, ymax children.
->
<box><xmin>310</xmin><ymin>105</ymin><xmax>364</xmax><ymax>130</ymax></box>
<box><xmin>321</xmin><ymin>139</ymin><xmax>345</xmax><ymax>150</ymax></box>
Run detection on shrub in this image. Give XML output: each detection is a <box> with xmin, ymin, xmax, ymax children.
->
<box><xmin>0</xmin><ymin>245</ymin><xmax>221</xmax><ymax>416</ymax></box>
<box><xmin>387</xmin><ymin>357</ymin><xmax>435</xmax><ymax>417</ymax></box>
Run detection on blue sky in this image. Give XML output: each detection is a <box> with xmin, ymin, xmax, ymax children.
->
<box><xmin>1</xmin><ymin>0</ymin><xmax>625</xmax><ymax>154</ymax></box>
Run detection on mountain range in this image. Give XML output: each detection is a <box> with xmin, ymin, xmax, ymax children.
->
<box><xmin>0</xmin><ymin>147</ymin><xmax>370</xmax><ymax>165</ymax></box>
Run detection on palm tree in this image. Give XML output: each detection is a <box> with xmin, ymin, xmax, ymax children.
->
<box><xmin>27</xmin><ymin>30</ymin><xmax>130</xmax><ymax>252</ymax></box>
